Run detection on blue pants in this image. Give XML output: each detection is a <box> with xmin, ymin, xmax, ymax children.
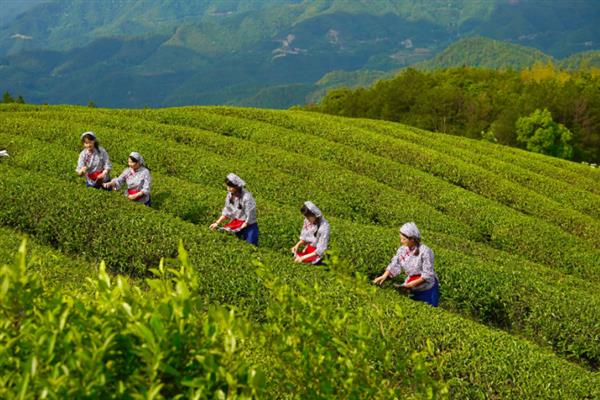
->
<box><xmin>410</xmin><ymin>280</ymin><xmax>440</xmax><ymax>307</ymax></box>
<box><xmin>312</xmin><ymin>258</ymin><xmax>326</xmax><ymax>266</ymax></box>
<box><xmin>235</xmin><ymin>223</ymin><xmax>259</xmax><ymax>246</ymax></box>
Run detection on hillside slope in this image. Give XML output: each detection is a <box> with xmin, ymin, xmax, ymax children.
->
<box><xmin>415</xmin><ymin>36</ymin><xmax>554</xmax><ymax>70</ymax></box>
<box><xmin>0</xmin><ymin>104</ymin><xmax>599</xmax><ymax>397</ymax></box>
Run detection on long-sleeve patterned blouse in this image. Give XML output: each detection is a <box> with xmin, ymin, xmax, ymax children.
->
<box><xmin>111</xmin><ymin>166</ymin><xmax>152</xmax><ymax>204</ymax></box>
<box><xmin>299</xmin><ymin>217</ymin><xmax>330</xmax><ymax>256</ymax></box>
<box><xmin>222</xmin><ymin>190</ymin><xmax>257</xmax><ymax>225</ymax></box>
<box><xmin>386</xmin><ymin>244</ymin><xmax>437</xmax><ymax>291</ymax></box>
<box><xmin>76</xmin><ymin>147</ymin><xmax>111</xmax><ymax>185</ymax></box>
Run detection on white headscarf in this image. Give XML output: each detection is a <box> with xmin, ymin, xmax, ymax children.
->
<box><xmin>226</xmin><ymin>173</ymin><xmax>246</xmax><ymax>188</ymax></box>
<box><xmin>129</xmin><ymin>151</ymin><xmax>144</xmax><ymax>165</ymax></box>
<box><xmin>80</xmin><ymin>131</ymin><xmax>96</xmax><ymax>141</ymax></box>
<box><xmin>400</xmin><ymin>222</ymin><xmax>421</xmax><ymax>240</ymax></box>
<box><xmin>303</xmin><ymin>201</ymin><xmax>323</xmax><ymax>218</ymax></box>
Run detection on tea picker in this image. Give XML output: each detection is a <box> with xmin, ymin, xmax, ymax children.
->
<box><xmin>103</xmin><ymin>152</ymin><xmax>152</xmax><ymax>206</ymax></box>
<box><xmin>291</xmin><ymin>201</ymin><xmax>330</xmax><ymax>265</ymax></box>
<box><xmin>75</xmin><ymin>131</ymin><xmax>112</xmax><ymax>189</ymax></box>
<box><xmin>372</xmin><ymin>222</ymin><xmax>440</xmax><ymax>307</ymax></box>
<box><xmin>210</xmin><ymin>173</ymin><xmax>259</xmax><ymax>246</ymax></box>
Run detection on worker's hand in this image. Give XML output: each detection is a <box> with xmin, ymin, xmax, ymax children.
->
<box><xmin>102</xmin><ymin>182</ymin><xmax>113</xmax><ymax>189</ymax></box>
<box><xmin>209</xmin><ymin>222</ymin><xmax>219</xmax><ymax>231</ymax></box>
<box><xmin>80</xmin><ymin>166</ymin><xmax>88</xmax><ymax>174</ymax></box>
<box><xmin>294</xmin><ymin>255</ymin><xmax>304</xmax><ymax>263</ymax></box>
<box><xmin>372</xmin><ymin>275</ymin><xmax>387</xmax><ymax>286</ymax></box>
<box><xmin>96</xmin><ymin>171</ymin><xmax>106</xmax><ymax>182</ymax></box>
<box><xmin>291</xmin><ymin>245</ymin><xmax>299</xmax><ymax>254</ymax></box>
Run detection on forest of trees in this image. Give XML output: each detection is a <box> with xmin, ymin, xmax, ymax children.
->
<box><xmin>309</xmin><ymin>64</ymin><xmax>600</xmax><ymax>163</ymax></box>
<box><xmin>2</xmin><ymin>91</ymin><xmax>25</xmax><ymax>104</ymax></box>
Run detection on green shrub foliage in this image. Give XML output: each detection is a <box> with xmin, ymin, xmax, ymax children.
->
<box><xmin>0</xmin><ymin>241</ymin><xmax>263</xmax><ymax>399</ymax></box>
<box><xmin>311</xmin><ymin>67</ymin><xmax>600</xmax><ymax>163</ymax></box>
<box><xmin>1</xmin><ymin>104</ymin><xmax>599</xmax><ymax>398</ymax></box>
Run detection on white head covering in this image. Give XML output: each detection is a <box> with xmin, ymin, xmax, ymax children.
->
<box><xmin>81</xmin><ymin>131</ymin><xmax>96</xmax><ymax>141</ymax></box>
<box><xmin>303</xmin><ymin>201</ymin><xmax>323</xmax><ymax>218</ymax></box>
<box><xmin>226</xmin><ymin>173</ymin><xmax>246</xmax><ymax>188</ymax></box>
<box><xmin>0</xmin><ymin>150</ymin><xmax>9</xmax><ymax>157</ymax></box>
<box><xmin>400</xmin><ymin>222</ymin><xmax>421</xmax><ymax>240</ymax></box>
<box><xmin>129</xmin><ymin>151</ymin><xmax>144</xmax><ymax>165</ymax></box>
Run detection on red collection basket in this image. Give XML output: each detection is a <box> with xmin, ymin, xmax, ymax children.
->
<box><xmin>127</xmin><ymin>188</ymin><xmax>143</xmax><ymax>201</ymax></box>
<box><xmin>404</xmin><ymin>274</ymin><xmax>422</xmax><ymax>285</ymax></box>
<box><xmin>295</xmin><ymin>244</ymin><xmax>321</xmax><ymax>263</ymax></box>
<box><xmin>222</xmin><ymin>219</ymin><xmax>246</xmax><ymax>232</ymax></box>
<box><xmin>87</xmin><ymin>171</ymin><xmax>103</xmax><ymax>182</ymax></box>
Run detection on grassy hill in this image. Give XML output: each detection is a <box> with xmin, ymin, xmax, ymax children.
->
<box><xmin>0</xmin><ymin>104</ymin><xmax>599</xmax><ymax>398</ymax></box>
<box><xmin>415</xmin><ymin>36</ymin><xmax>554</xmax><ymax>70</ymax></box>
<box><xmin>560</xmin><ymin>50</ymin><xmax>600</xmax><ymax>70</ymax></box>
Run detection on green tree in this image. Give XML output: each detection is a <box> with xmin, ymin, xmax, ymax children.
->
<box><xmin>516</xmin><ymin>108</ymin><xmax>574</xmax><ymax>159</ymax></box>
<box><xmin>3</xmin><ymin>91</ymin><xmax>14</xmax><ymax>103</ymax></box>
<box><xmin>15</xmin><ymin>95</ymin><xmax>25</xmax><ymax>104</ymax></box>
<box><xmin>320</xmin><ymin>87</ymin><xmax>353</xmax><ymax>116</ymax></box>
<box><xmin>87</xmin><ymin>100</ymin><xmax>97</xmax><ymax>108</ymax></box>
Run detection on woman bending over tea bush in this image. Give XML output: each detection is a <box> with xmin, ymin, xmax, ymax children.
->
<box><xmin>210</xmin><ymin>173</ymin><xmax>259</xmax><ymax>246</ymax></box>
<box><xmin>291</xmin><ymin>201</ymin><xmax>330</xmax><ymax>265</ymax></box>
<box><xmin>103</xmin><ymin>151</ymin><xmax>152</xmax><ymax>206</ymax></box>
<box><xmin>373</xmin><ymin>222</ymin><xmax>440</xmax><ymax>306</ymax></box>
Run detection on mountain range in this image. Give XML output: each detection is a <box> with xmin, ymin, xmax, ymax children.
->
<box><xmin>0</xmin><ymin>0</ymin><xmax>598</xmax><ymax>108</ymax></box>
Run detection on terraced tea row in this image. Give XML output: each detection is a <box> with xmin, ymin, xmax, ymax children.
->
<box><xmin>76</xmin><ymin>107</ymin><xmax>600</xmax><ymax>276</ymax></box>
<box><xmin>195</xmin><ymin>107</ymin><xmax>600</xmax><ymax>239</ymax></box>
<box><xmin>0</xmin><ymin>164</ymin><xmax>597</xmax><ymax>399</ymax></box>
<box><xmin>2</xmin><ymin>137</ymin><xmax>599</xmax><ymax>369</ymax></box>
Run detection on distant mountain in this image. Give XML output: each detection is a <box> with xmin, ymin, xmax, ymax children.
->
<box><xmin>559</xmin><ymin>50</ymin><xmax>600</xmax><ymax>70</ymax></box>
<box><xmin>302</xmin><ymin>39</ymin><xmax>600</xmax><ymax>108</ymax></box>
<box><xmin>0</xmin><ymin>0</ymin><xmax>46</xmax><ymax>28</ymax></box>
<box><xmin>0</xmin><ymin>0</ymin><xmax>599</xmax><ymax>108</ymax></box>
<box><xmin>414</xmin><ymin>37</ymin><xmax>600</xmax><ymax>72</ymax></box>
<box><xmin>415</xmin><ymin>36</ymin><xmax>554</xmax><ymax>70</ymax></box>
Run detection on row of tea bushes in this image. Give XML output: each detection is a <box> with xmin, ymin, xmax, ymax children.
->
<box><xmin>102</xmin><ymin>107</ymin><xmax>600</xmax><ymax>278</ymax></box>
<box><xmin>0</xmin><ymin>112</ymin><xmax>474</xmax><ymax>239</ymax></box>
<box><xmin>195</xmin><ymin>107</ymin><xmax>600</xmax><ymax>243</ymax></box>
<box><xmin>349</xmin><ymin>117</ymin><xmax>600</xmax><ymax>215</ymax></box>
<box><xmin>0</xmin><ymin>163</ymin><xmax>598</xmax><ymax>374</ymax></box>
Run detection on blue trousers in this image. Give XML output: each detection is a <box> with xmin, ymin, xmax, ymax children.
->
<box><xmin>235</xmin><ymin>223</ymin><xmax>259</xmax><ymax>246</ymax></box>
<box><xmin>410</xmin><ymin>280</ymin><xmax>440</xmax><ymax>307</ymax></box>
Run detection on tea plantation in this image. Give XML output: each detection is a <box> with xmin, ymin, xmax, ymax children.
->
<box><xmin>0</xmin><ymin>104</ymin><xmax>598</xmax><ymax>399</ymax></box>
